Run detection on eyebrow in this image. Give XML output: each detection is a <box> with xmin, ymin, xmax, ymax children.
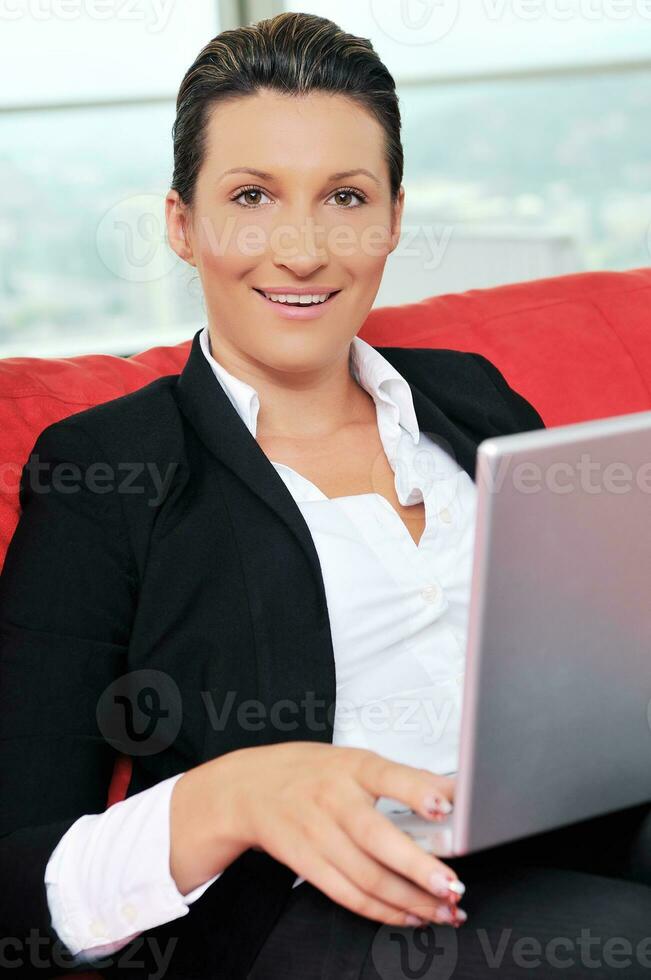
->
<box><xmin>218</xmin><ymin>167</ymin><xmax>380</xmax><ymax>186</ymax></box>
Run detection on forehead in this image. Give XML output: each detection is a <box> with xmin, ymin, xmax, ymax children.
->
<box><xmin>201</xmin><ymin>89</ymin><xmax>387</xmax><ymax>180</ymax></box>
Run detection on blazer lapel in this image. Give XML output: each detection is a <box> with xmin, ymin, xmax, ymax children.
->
<box><xmin>176</xmin><ymin>330</ymin><xmax>330</xmax><ymax>605</ymax></box>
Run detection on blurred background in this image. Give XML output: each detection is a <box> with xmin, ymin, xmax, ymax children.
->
<box><xmin>1</xmin><ymin>0</ymin><xmax>650</xmax><ymax>357</ymax></box>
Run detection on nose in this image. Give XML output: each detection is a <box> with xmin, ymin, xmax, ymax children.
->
<box><xmin>269</xmin><ymin>207</ymin><xmax>328</xmax><ymax>279</ymax></box>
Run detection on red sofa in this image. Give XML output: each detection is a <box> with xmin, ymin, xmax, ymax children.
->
<box><xmin>2</xmin><ymin>267</ymin><xmax>650</xmax><ymax>974</ymax></box>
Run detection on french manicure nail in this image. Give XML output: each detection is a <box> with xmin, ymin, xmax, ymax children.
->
<box><xmin>423</xmin><ymin>794</ymin><xmax>453</xmax><ymax>815</ymax></box>
<box><xmin>429</xmin><ymin>872</ymin><xmax>465</xmax><ymax>898</ymax></box>
<box><xmin>436</xmin><ymin>906</ymin><xmax>455</xmax><ymax>923</ymax></box>
<box><xmin>405</xmin><ymin>913</ymin><xmax>425</xmax><ymax>927</ymax></box>
<box><xmin>451</xmin><ymin>907</ymin><xmax>468</xmax><ymax>926</ymax></box>
<box><xmin>437</xmin><ymin>905</ymin><xmax>468</xmax><ymax>925</ymax></box>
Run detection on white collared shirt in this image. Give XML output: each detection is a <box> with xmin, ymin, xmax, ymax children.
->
<box><xmin>44</xmin><ymin>326</ymin><xmax>477</xmax><ymax>961</ymax></box>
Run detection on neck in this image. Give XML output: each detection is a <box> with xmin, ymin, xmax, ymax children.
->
<box><xmin>207</xmin><ymin>330</ymin><xmax>373</xmax><ymax>440</ymax></box>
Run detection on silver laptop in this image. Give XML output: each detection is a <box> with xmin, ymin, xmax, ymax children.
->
<box><xmin>386</xmin><ymin>409</ymin><xmax>651</xmax><ymax>856</ymax></box>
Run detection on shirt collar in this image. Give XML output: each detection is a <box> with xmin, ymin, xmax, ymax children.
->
<box><xmin>198</xmin><ymin>325</ymin><xmax>420</xmax><ymax>445</ymax></box>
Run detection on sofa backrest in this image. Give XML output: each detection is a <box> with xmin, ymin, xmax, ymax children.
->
<box><xmin>2</xmin><ymin>267</ymin><xmax>650</xmax><ymax>568</ymax></box>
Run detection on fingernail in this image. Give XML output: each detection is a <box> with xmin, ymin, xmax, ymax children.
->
<box><xmin>447</xmin><ymin>879</ymin><xmax>466</xmax><ymax>897</ymax></box>
<box><xmin>437</xmin><ymin>905</ymin><xmax>467</xmax><ymax>925</ymax></box>
<box><xmin>405</xmin><ymin>913</ymin><xmax>425</xmax><ymax>927</ymax></box>
<box><xmin>429</xmin><ymin>872</ymin><xmax>465</xmax><ymax>899</ymax></box>
<box><xmin>451</xmin><ymin>907</ymin><xmax>468</xmax><ymax>926</ymax></box>
<box><xmin>423</xmin><ymin>794</ymin><xmax>453</xmax><ymax>816</ymax></box>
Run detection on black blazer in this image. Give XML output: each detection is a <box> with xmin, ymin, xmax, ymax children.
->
<box><xmin>0</xmin><ymin>330</ymin><xmax>545</xmax><ymax>978</ymax></box>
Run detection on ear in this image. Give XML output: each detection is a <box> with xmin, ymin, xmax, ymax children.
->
<box><xmin>165</xmin><ymin>189</ymin><xmax>197</xmax><ymax>267</ymax></box>
<box><xmin>389</xmin><ymin>185</ymin><xmax>405</xmax><ymax>253</ymax></box>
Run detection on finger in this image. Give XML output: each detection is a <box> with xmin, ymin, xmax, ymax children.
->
<box><xmin>341</xmin><ymin>801</ymin><xmax>465</xmax><ymax>902</ymax></box>
<box><xmin>298</xmin><ymin>851</ymin><xmax>436</xmax><ymax>928</ymax></box>
<box><xmin>356</xmin><ymin>754</ymin><xmax>457</xmax><ymax>818</ymax></box>
<box><xmin>310</xmin><ymin>816</ymin><xmax>463</xmax><ymax>924</ymax></box>
<box><xmin>257</xmin><ymin>819</ymin><xmax>446</xmax><ymax>928</ymax></box>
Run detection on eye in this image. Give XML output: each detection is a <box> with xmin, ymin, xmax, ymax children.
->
<box><xmin>327</xmin><ymin>187</ymin><xmax>368</xmax><ymax>208</ymax></box>
<box><xmin>229</xmin><ymin>184</ymin><xmax>369</xmax><ymax>209</ymax></box>
<box><xmin>229</xmin><ymin>185</ymin><xmax>272</xmax><ymax>209</ymax></box>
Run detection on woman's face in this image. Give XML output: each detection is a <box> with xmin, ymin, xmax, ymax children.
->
<box><xmin>166</xmin><ymin>88</ymin><xmax>404</xmax><ymax>376</ymax></box>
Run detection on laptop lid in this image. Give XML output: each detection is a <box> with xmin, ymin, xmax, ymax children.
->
<box><xmin>453</xmin><ymin>409</ymin><xmax>651</xmax><ymax>855</ymax></box>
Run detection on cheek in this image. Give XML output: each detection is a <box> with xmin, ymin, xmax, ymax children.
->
<box><xmin>338</xmin><ymin>236</ymin><xmax>393</xmax><ymax>290</ymax></box>
<box><xmin>325</xmin><ymin>209</ymin><xmax>394</xmax><ymax>269</ymax></box>
<box><xmin>195</xmin><ymin>209</ymin><xmax>261</xmax><ymax>272</ymax></box>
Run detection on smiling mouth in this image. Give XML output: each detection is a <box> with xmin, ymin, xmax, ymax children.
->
<box><xmin>253</xmin><ymin>289</ymin><xmax>341</xmax><ymax>307</ymax></box>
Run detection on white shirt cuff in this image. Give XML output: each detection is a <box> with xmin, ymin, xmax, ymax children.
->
<box><xmin>45</xmin><ymin>772</ymin><xmax>221</xmax><ymax>960</ymax></box>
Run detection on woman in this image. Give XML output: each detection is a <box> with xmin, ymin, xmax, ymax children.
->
<box><xmin>0</xmin><ymin>12</ymin><xmax>649</xmax><ymax>980</ymax></box>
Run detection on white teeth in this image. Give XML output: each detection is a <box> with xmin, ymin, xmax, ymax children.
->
<box><xmin>262</xmin><ymin>292</ymin><xmax>332</xmax><ymax>304</ymax></box>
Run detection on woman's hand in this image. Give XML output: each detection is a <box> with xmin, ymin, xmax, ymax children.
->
<box><xmin>215</xmin><ymin>741</ymin><xmax>466</xmax><ymax>928</ymax></box>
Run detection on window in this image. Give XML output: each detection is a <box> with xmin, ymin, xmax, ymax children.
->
<box><xmin>288</xmin><ymin>1</ymin><xmax>651</xmax><ymax>78</ymax></box>
<box><xmin>2</xmin><ymin>2</ymin><xmax>650</xmax><ymax>356</ymax></box>
<box><xmin>0</xmin><ymin>1</ymin><xmax>219</xmax><ymax>357</ymax></box>
<box><xmin>286</xmin><ymin>1</ymin><xmax>651</xmax><ymax>298</ymax></box>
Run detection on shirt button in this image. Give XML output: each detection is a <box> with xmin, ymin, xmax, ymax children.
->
<box><xmin>439</xmin><ymin>507</ymin><xmax>452</xmax><ymax>523</ymax></box>
<box><xmin>121</xmin><ymin>902</ymin><xmax>138</xmax><ymax>923</ymax></box>
<box><xmin>420</xmin><ymin>584</ymin><xmax>441</xmax><ymax>604</ymax></box>
<box><xmin>89</xmin><ymin>917</ymin><xmax>108</xmax><ymax>937</ymax></box>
